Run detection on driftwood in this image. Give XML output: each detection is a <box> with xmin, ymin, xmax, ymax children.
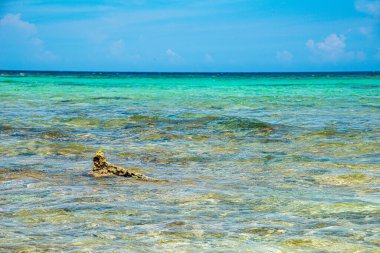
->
<box><xmin>91</xmin><ymin>149</ymin><xmax>158</xmax><ymax>181</ymax></box>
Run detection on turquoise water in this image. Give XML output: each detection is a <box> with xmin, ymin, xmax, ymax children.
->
<box><xmin>0</xmin><ymin>72</ymin><xmax>379</xmax><ymax>252</ymax></box>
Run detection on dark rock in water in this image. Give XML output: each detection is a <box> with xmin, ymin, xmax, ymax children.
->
<box><xmin>91</xmin><ymin>96</ymin><xmax>131</xmax><ymax>100</ymax></box>
<box><xmin>0</xmin><ymin>124</ymin><xmax>14</xmax><ymax>132</ymax></box>
<box><xmin>91</xmin><ymin>149</ymin><xmax>159</xmax><ymax>181</ymax></box>
<box><xmin>217</xmin><ymin>117</ymin><xmax>275</xmax><ymax>132</ymax></box>
<box><xmin>40</xmin><ymin>130</ymin><xmax>68</xmax><ymax>140</ymax></box>
<box><xmin>60</xmin><ymin>99</ymin><xmax>75</xmax><ymax>103</ymax></box>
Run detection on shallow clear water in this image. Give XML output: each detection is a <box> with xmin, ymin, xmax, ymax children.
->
<box><xmin>0</xmin><ymin>72</ymin><xmax>379</xmax><ymax>252</ymax></box>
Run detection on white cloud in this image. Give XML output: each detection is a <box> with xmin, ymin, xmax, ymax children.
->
<box><xmin>306</xmin><ymin>34</ymin><xmax>365</xmax><ymax>62</ymax></box>
<box><xmin>0</xmin><ymin>13</ymin><xmax>58</xmax><ymax>64</ymax></box>
<box><xmin>0</xmin><ymin>13</ymin><xmax>37</xmax><ymax>34</ymax></box>
<box><xmin>109</xmin><ymin>39</ymin><xmax>126</xmax><ymax>58</ymax></box>
<box><xmin>306</xmin><ymin>34</ymin><xmax>346</xmax><ymax>60</ymax></box>
<box><xmin>166</xmin><ymin>49</ymin><xmax>181</xmax><ymax>63</ymax></box>
<box><xmin>276</xmin><ymin>50</ymin><xmax>293</xmax><ymax>64</ymax></box>
<box><xmin>359</xmin><ymin>26</ymin><xmax>373</xmax><ymax>36</ymax></box>
<box><xmin>204</xmin><ymin>53</ymin><xmax>214</xmax><ymax>63</ymax></box>
<box><xmin>355</xmin><ymin>0</ymin><xmax>380</xmax><ymax>18</ymax></box>
<box><xmin>31</xmin><ymin>37</ymin><xmax>58</xmax><ymax>61</ymax></box>
<box><xmin>166</xmin><ymin>49</ymin><xmax>179</xmax><ymax>58</ymax></box>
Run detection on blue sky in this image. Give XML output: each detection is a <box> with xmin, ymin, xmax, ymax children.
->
<box><xmin>0</xmin><ymin>0</ymin><xmax>379</xmax><ymax>72</ymax></box>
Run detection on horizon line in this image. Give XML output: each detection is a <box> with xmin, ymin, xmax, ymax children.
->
<box><xmin>1</xmin><ymin>70</ymin><xmax>380</xmax><ymax>75</ymax></box>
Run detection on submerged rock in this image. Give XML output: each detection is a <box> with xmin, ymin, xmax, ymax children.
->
<box><xmin>314</xmin><ymin>173</ymin><xmax>373</xmax><ymax>186</ymax></box>
<box><xmin>217</xmin><ymin>117</ymin><xmax>275</xmax><ymax>133</ymax></box>
<box><xmin>91</xmin><ymin>149</ymin><xmax>159</xmax><ymax>181</ymax></box>
<box><xmin>63</xmin><ymin>117</ymin><xmax>101</xmax><ymax>128</ymax></box>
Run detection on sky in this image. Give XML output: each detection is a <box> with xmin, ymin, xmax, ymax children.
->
<box><xmin>0</xmin><ymin>0</ymin><xmax>379</xmax><ymax>72</ymax></box>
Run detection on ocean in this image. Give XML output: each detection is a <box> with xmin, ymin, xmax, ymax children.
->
<box><xmin>0</xmin><ymin>71</ymin><xmax>379</xmax><ymax>252</ymax></box>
